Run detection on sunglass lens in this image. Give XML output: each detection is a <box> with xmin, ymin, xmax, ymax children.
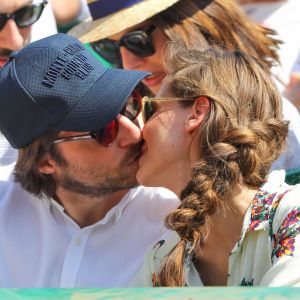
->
<box><xmin>122</xmin><ymin>90</ymin><xmax>142</xmax><ymax>121</ymax></box>
<box><xmin>15</xmin><ymin>5</ymin><xmax>43</xmax><ymax>28</ymax></box>
<box><xmin>92</xmin><ymin>39</ymin><xmax>122</xmax><ymax>67</ymax></box>
<box><xmin>143</xmin><ymin>102</ymin><xmax>154</xmax><ymax>122</ymax></box>
<box><xmin>92</xmin><ymin>119</ymin><xmax>119</xmax><ymax>147</ymax></box>
<box><xmin>123</xmin><ymin>34</ymin><xmax>155</xmax><ymax>57</ymax></box>
<box><xmin>0</xmin><ymin>15</ymin><xmax>6</xmax><ymax>30</ymax></box>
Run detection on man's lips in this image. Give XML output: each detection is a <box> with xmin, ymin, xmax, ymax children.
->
<box><xmin>127</xmin><ymin>152</ymin><xmax>142</xmax><ymax>166</ymax></box>
<box><xmin>143</xmin><ymin>72</ymin><xmax>166</xmax><ymax>87</ymax></box>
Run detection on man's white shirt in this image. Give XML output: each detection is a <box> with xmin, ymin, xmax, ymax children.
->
<box><xmin>0</xmin><ymin>165</ymin><xmax>179</xmax><ymax>287</ymax></box>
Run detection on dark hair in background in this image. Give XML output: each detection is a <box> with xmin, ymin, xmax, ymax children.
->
<box><xmin>151</xmin><ymin>0</ymin><xmax>280</xmax><ymax>70</ymax></box>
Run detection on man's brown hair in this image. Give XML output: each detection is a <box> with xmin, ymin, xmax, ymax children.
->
<box><xmin>14</xmin><ymin>132</ymin><xmax>66</xmax><ymax>199</ymax></box>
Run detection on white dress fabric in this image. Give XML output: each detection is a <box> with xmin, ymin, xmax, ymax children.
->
<box><xmin>0</xmin><ymin>165</ymin><xmax>179</xmax><ymax>287</ymax></box>
<box><xmin>130</xmin><ymin>170</ymin><xmax>300</xmax><ymax>287</ymax></box>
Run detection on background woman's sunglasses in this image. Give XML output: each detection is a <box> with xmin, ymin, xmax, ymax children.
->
<box><xmin>0</xmin><ymin>1</ymin><xmax>47</xmax><ymax>30</ymax></box>
<box><xmin>91</xmin><ymin>25</ymin><xmax>156</xmax><ymax>67</ymax></box>
<box><xmin>53</xmin><ymin>90</ymin><xmax>143</xmax><ymax>147</ymax></box>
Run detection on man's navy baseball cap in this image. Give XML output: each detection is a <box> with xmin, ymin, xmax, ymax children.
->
<box><xmin>0</xmin><ymin>33</ymin><xmax>150</xmax><ymax>149</ymax></box>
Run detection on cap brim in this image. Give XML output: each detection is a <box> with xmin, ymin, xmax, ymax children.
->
<box><xmin>68</xmin><ymin>0</ymin><xmax>180</xmax><ymax>43</ymax></box>
<box><xmin>54</xmin><ymin>68</ymin><xmax>150</xmax><ymax>132</ymax></box>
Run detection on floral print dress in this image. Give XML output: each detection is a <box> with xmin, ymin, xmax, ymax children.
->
<box><xmin>129</xmin><ymin>170</ymin><xmax>300</xmax><ymax>287</ymax></box>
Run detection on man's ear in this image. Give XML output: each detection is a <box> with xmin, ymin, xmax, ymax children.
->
<box><xmin>37</xmin><ymin>153</ymin><xmax>57</xmax><ymax>175</ymax></box>
<box><xmin>185</xmin><ymin>96</ymin><xmax>210</xmax><ymax>134</ymax></box>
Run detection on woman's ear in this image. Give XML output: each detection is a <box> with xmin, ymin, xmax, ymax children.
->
<box><xmin>185</xmin><ymin>96</ymin><xmax>210</xmax><ymax>134</ymax></box>
<box><xmin>37</xmin><ymin>153</ymin><xmax>57</xmax><ymax>175</ymax></box>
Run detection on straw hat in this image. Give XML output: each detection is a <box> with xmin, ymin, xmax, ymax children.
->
<box><xmin>69</xmin><ymin>0</ymin><xmax>180</xmax><ymax>43</ymax></box>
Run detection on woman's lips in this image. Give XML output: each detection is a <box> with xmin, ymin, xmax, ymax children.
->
<box><xmin>138</xmin><ymin>145</ymin><xmax>148</xmax><ymax>165</ymax></box>
<box><xmin>142</xmin><ymin>72</ymin><xmax>166</xmax><ymax>87</ymax></box>
<box><xmin>140</xmin><ymin>143</ymin><xmax>147</xmax><ymax>155</ymax></box>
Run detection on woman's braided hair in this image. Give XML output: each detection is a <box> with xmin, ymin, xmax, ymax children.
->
<box><xmin>156</xmin><ymin>44</ymin><xmax>289</xmax><ymax>286</ymax></box>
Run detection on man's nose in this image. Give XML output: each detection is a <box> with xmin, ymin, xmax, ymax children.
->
<box><xmin>0</xmin><ymin>19</ymin><xmax>25</xmax><ymax>51</ymax></box>
<box><xmin>117</xmin><ymin>115</ymin><xmax>142</xmax><ymax>147</ymax></box>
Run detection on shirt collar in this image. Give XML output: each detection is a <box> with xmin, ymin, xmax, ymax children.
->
<box><xmin>49</xmin><ymin>188</ymin><xmax>136</xmax><ymax>226</ymax></box>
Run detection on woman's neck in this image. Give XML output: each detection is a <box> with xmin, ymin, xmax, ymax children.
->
<box><xmin>161</xmin><ymin>160</ymin><xmax>194</xmax><ymax>198</ymax></box>
<box><xmin>207</xmin><ymin>184</ymin><xmax>257</xmax><ymax>251</ymax></box>
<box><xmin>193</xmin><ymin>184</ymin><xmax>258</xmax><ymax>286</ymax></box>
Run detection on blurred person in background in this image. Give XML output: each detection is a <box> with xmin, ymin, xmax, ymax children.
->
<box><xmin>0</xmin><ymin>0</ymin><xmax>57</xmax><ymax>166</ymax></box>
<box><xmin>238</xmin><ymin>0</ymin><xmax>300</xmax><ymax>112</ymax></box>
<box><xmin>50</xmin><ymin>0</ymin><xmax>91</xmax><ymax>33</ymax></box>
<box><xmin>50</xmin><ymin>0</ymin><xmax>81</xmax><ymax>26</ymax></box>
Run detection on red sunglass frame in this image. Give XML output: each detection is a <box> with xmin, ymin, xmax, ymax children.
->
<box><xmin>52</xmin><ymin>90</ymin><xmax>142</xmax><ymax>147</ymax></box>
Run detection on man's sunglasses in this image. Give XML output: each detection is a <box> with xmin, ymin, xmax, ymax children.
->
<box><xmin>53</xmin><ymin>90</ymin><xmax>143</xmax><ymax>147</ymax></box>
<box><xmin>0</xmin><ymin>1</ymin><xmax>48</xmax><ymax>31</ymax></box>
<box><xmin>91</xmin><ymin>25</ymin><xmax>156</xmax><ymax>67</ymax></box>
